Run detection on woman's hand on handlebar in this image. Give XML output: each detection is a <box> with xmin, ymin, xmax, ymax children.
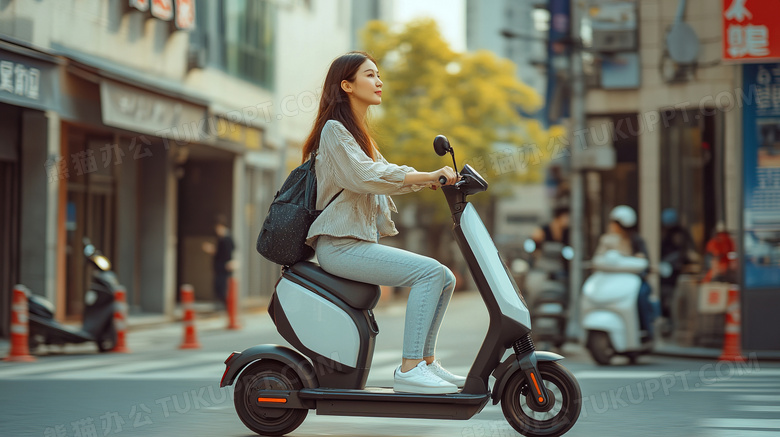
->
<box><xmin>429</xmin><ymin>167</ymin><xmax>459</xmax><ymax>190</ymax></box>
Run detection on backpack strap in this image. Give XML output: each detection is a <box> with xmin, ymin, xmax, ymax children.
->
<box><xmin>325</xmin><ymin>189</ymin><xmax>343</xmax><ymax>209</ymax></box>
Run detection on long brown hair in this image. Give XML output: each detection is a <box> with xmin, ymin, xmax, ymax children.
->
<box><xmin>302</xmin><ymin>51</ymin><xmax>378</xmax><ymax>162</ymax></box>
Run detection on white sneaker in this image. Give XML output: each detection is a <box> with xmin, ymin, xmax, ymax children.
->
<box><xmin>427</xmin><ymin>360</ymin><xmax>467</xmax><ymax>387</ymax></box>
<box><xmin>393</xmin><ymin>361</ymin><xmax>458</xmax><ymax>394</ymax></box>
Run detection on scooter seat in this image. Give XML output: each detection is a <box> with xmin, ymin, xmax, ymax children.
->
<box><xmin>287</xmin><ymin>261</ymin><xmax>382</xmax><ymax>310</ymax></box>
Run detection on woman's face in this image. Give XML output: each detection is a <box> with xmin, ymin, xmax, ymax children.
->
<box><xmin>343</xmin><ymin>59</ymin><xmax>382</xmax><ymax>107</ymax></box>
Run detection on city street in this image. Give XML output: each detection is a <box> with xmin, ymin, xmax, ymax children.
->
<box><xmin>2</xmin><ymin>290</ymin><xmax>778</xmax><ymax>437</ymax></box>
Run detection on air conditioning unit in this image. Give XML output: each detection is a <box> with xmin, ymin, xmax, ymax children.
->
<box><xmin>591</xmin><ymin>28</ymin><xmax>637</xmax><ymax>52</ymax></box>
<box><xmin>588</xmin><ymin>1</ymin><xmax>637</xmax><ymax>53</ymax></box>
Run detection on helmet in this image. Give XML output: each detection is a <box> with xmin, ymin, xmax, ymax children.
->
<box><xmin>661</xmin><ymin>208</ymin><xmax>678</xmax><ymax>227</ymax></box>
<box><xmin>610</xmin><ymin>205</ymin><xmax>637</xmax><ymax>228</ymax></box>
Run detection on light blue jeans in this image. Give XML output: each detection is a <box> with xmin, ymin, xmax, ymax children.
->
<box><xmin>315</xmin><ymin>236</ymin><xmax>456</xmax><ymax>359</ymax></box>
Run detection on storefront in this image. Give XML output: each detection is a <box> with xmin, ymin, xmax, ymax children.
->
<box><xmin>0</xmin><ymin>42</ymin><xmax>62</xmax><ymax>336</ymax></box>
<box><xmin>56</xmin><ymin>62</ymin><xmax>211</xmax><ymax>317</ymax></box>
<box><xmin>740</xmin><ymin>63</ymin><xmax>780</xmax><ymax>352</ymax></box>
<box><xmin>175</xmin><ymin>114</ymin><xmax>279</xmax><ymax>306</ymax></box>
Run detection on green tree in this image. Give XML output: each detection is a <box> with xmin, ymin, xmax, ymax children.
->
<box><xmin>362</xmin><ymin>19</ymin><xmax>563</xmax><ymax>261</ymax></box>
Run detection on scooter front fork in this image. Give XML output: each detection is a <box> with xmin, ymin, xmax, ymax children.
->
<box><xmin>513</xmin><ymin>334</ymin><xmax>552</xmax><ymax>409</ymax></box>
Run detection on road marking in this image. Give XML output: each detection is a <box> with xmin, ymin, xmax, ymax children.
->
<box><xmin>0</xmin><ymin>352</ymin><xmax>228</xmax><ymax>379</ymax></box>
<box><xmin>733</xmin><ymin>394</ymin><xmax>780</xmax><ymax>402</ymax></box>
<box><xmin>573</xmin><ymin>370</ymin><xmax>682</xmax><ymax>380</ymax></box>
<box><xmin>711</xmin><ymin>378</ymin><xmax>780</xmax><ymax>388</ymax></box>
<box><xmin>694</xmin><ymin>387</ymin><xmax>780</xmax><ymax>393</ymax></box>
<box><xmin>739</xmin><ymin>369</ymin><xmax>780</xmax><ymax>377</ymax></box>
<box><xmin>733</xmin><ymin>405</ymin><xmax>780</xmax><ymax>413</ymax></box>
<box><xmin>702</xmin><ymin>431</ymin><xmax>780</xmax><ymax>437</ymax></box>
<box><xmin>699</xmin><ymin>418</ymin><xmax>780</xmax><ymax>430</ymax></box>
<box><xmin>0</xmin><ymin>356</ymin><xmax>119</xmax><ymax>377</ymax></box>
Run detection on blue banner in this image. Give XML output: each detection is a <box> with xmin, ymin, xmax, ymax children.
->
<box><xmin>544</xmin><ymin>0</ymin><xmax>570</xmax><ymax>126</ymax></box>
<box><xmin>742</xmin><ymin>63</ymin><xmax>780</xmax><ymax>289</ymax></box>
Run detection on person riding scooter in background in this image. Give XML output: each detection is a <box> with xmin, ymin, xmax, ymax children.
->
<box><xmin>531</xmin><ymin>205</ymin><xmax>571</xmax><ymax>249</ymax></box>
<box><xmin>594</xmin><ymin>205</ymin><xmax>656</xmax><ymax>341</ymax></box>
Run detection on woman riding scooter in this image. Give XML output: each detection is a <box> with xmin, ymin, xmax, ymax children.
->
<box><xmin>303</xmin><ymin>51</ymin><xmax>464</xmax><ymax>395</ymax></box>
<box><xmin>593</xmin><ymin>205</ymin><xmax>655</xmax><ymax>341</ymax></box>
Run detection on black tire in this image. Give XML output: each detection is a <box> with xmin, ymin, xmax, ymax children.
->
<box><xmin>97</xmin><ymin>323</ymin><xmax>117</xmax><ymax>353</ymax></box>
<box><xmin>234</xmin><ymin>360</ymin><xmax>307</xmax><ymax>436</ymax></box>
<box><xmin>501</xmin><ymin>361</ymin><xmax>582</xmax><ymax>437</ymax></box>
<box><xmin>586</xmin><ymin>331</ymin><xmax>614</xmax><ymax>366</ymax></box>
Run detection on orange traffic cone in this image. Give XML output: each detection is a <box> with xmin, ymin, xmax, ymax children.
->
<box><xmin>226</xmin><ymin>277</ymin><xmax>241</xmax><ymax>330</ymax></box>
<box><xmin>179</xmin><ymin>284</ymin><xmax>201</xmax><ymax>349</ymax></box>
<box><xmin>4</xmin><ymin>285</ymin><xmax>36</xmax><ymax>362</ymax></box>
<box><xmin>112</xmin><ymin>286</ymin><xmax>130</xmax><ymax>353</ymax></box>
<box><xmin>719</xmin><ymin>286</ymin><xmax>745</xmax><ymax>362</ymax></box>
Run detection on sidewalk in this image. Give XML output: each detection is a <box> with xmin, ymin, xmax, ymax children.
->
<box><xmin>0</xmin><ymin>288</ymin><xmax>406</xmax><ymax>357</ymax></box>
<box><xmin>4</xmin><ymin>290</ymin><xmax>779</xmax><ymax>361</ymax></box>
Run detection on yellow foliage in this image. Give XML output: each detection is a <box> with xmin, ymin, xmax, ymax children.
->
<box><xmin>361</xmin><ymin>19</ymin><xmax>564</xmax><ymax>222</ymax></box>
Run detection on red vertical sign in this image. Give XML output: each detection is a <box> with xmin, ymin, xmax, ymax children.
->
<box><xmin>723</xmin><ymin>0</ymin><xmax>780</xmax><ymax>62</ymax></box>
<box><xmin>129</xmin><ymin>0</ymin><xmax>149</xmax><ymax>12</ymax></box>
<box><xmin>151</xmin><ymin>0</ymin><xmax>173</xmax><ymax>21</ymax></box>
<box><xmin>175</xmin><ymin>0</ymin><xmax>196</xmax><ymax>30</ymax></box>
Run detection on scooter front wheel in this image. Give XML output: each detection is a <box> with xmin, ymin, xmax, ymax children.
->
<box><xmin>234</xmin><ymin>360</ymin><xmax>307</xmax><ymax>436</ymax></box>
<box><xmin>501</xmin><ymin>361</ymin><xmax>582</xmax><ymax>437</ymax></box>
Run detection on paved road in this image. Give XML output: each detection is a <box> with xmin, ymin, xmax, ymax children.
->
<box><xmin>1</xmin><ymin>291</ymin><xmax>778</xmax><ymax>437</ymax></box>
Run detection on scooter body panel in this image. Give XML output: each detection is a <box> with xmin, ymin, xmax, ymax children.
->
<box><xmin>82</xmin><ymin>272</ymin><xmax>119</xmax><ymax>339</ymax></box>
<box><xmin>582</xmin><ymin>311</ymin><xmax>629</xmax><ymax>352</ymax></box>
<box><xmin>28</xmin><ymin>313</ymin><xmax>96</xmax><ymax>344</ymax></box>
<box><xmin>27</xmin><ymin>270</ymin><xmax>117</xmax><ymax>349</ymax></box>
<box><xmin>581</xmin><ymin>269</ymin><xmax>643</xmax><ymax>352</ymax></box>
<box><xmin>268</xmin><ymin>270</ymin><xmax>378</xmax><ymax>389</ymax></box>
<box><xmin>582</xmin><ymin>271</ymin><xmax>641</xmax><ymax>305</ymax></box>
<box><xmin>275</xmin><ymin>278</ymin><xmax>361</xmax><ymax>368</ymax></box>
<box><xmin>460</xmin><ymin>203</ymin><xmax>531</xmax><ymax>328</ymax></box>
<box><xmin>299</xmin><ymin>388</ymin><xmax>490</xmax><ymax>419</ymax></box>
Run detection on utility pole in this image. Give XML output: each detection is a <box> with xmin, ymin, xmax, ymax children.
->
<box><xmin>567</xmin><ymin>0</ymin><xmax>586</xmax><ymax>342</ymax></box>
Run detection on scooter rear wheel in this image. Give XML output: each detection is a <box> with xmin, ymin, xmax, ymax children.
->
<box><xmin>234</xmin><ymin>360</ymin><xmax>307</xmax><ymax>436</ymax></box>
<box><xmin>501</xmin><ymin>361</ymin><xmax>582</xmax><ymax>437</ymax></box>
<box><xmin>586</xmin><ymin>331</ymin><xmax>614</xmax><ymax>366</ymax></box>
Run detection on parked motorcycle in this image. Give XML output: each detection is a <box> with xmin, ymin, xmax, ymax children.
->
<box><xmin>522</xmin><ymin>239</ymin><xmax>572</xmax><ymax>351</ymax></box>
<box><xmin>27</xmin><ymin>238</ymin><xmax>118</xmax><ymax>352</ymax></box>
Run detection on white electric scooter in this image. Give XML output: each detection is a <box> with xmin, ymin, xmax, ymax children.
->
<box><xmin>221</xmin><ymin>136</ymin><xmax>582</xmax><ymax>437</ymax></box>
<box><xmin>581</xmin><ymin>250</ymin><xmax>661</xmax><ymax>365</ymax></box>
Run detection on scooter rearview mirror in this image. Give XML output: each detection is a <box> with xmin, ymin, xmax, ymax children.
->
<box><xmin>433</xmin><ymin>135</ymin><xmax>459</xmax><ymax>175</ymax></box>
<box><xmin>433</xmin><ymin>135</ymin><xmax>451</xmax><ymax>157</ymax></box>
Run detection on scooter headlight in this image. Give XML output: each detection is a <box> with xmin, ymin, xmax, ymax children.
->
<box><xmin>93</xmin><ymin>255</ymin><xmax>111</xmax><ymax>271</ymax></box>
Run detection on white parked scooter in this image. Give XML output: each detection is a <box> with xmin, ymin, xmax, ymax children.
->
<box><xmin>581</xmin><ymin>250</ymin><xmax>657</xmax><ymax>365</ymax></box>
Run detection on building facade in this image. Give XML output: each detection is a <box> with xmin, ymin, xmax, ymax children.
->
<box><xmin>0</xmin><ymin>0</ymin><xmax>357</xmax><ymax>336</ymax></box>
<box><xmin>578</xmin><ymin>0</ymin><xmax>778</xmax><ymax>353</ymax></box>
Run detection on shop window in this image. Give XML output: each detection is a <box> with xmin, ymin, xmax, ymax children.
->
<box><xmin>660</xmin><ymin>109</ymin><xmax>721</xmax><ymax>255</ymax></box>
<box><xmin>220</xmin><ymin>0</ymin><xmax>276</xmax><ymax>88</ymax></box>
<box><xmin>65</xmin><ymin>134</ymin><xmax>117</xmax><ymax>317</ymax></box>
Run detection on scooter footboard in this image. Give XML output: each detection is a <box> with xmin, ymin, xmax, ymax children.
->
<box><xmin>490</xmin><ymin>351</ymin><xmax>563</xmax><ymax>405</ymax></box>
<box><xmin>220</xmin><ymin>344</ymin><xmax>319</xmax><ymax>389</ymax></box>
